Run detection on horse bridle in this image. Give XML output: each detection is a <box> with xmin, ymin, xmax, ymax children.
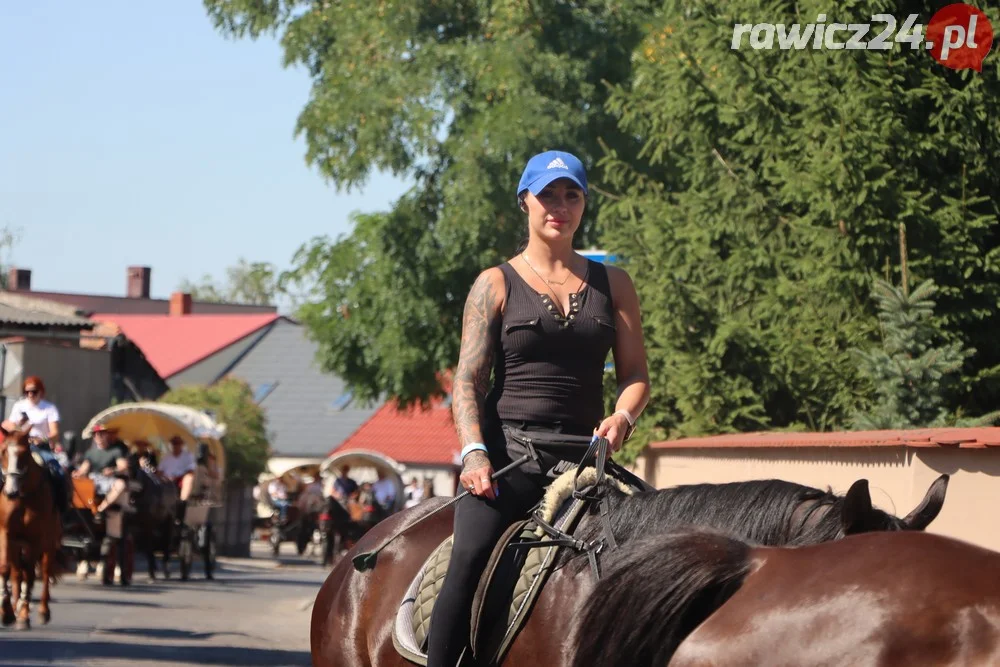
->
<box><xmin>1</xmin><ymin>446</ymin><xmax>27</xmax><ymax>496</ymax></box>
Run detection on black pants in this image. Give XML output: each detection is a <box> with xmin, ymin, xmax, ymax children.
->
<box><xmin>426</xmin><ymin>421</ymin><xmax>588</xmax><ymax>667</ymax></box>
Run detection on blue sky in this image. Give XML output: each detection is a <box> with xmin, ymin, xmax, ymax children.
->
<box><xmin>0</xmin><ymin>1</ymin><xmax>412</xmax><ymax>299</ymax></box>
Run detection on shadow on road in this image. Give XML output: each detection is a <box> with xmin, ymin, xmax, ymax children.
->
<box><xmin>98</xmin><ymin>627</ymin><xmax>255</xmax><ymax>641</ymax></box>
<box><xmin>58</xmin><ymin>597</ymin><xmax>169</xmax><ymax>609</ymax></box>
<box><xmin>213</xmin><ymin>576</ymin><xmax>323</xmax><ymax>589</ymax></box>
<box><xmin>0</xmin><ymin>639</ymin><xmax>310</xmax><ymax>666</ymax></box>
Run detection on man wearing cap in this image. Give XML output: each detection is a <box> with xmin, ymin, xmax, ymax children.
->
<box><xmin>159</xmin><ymin>435</ymin><xmax>197</xmax><ymax>522</ymax></box>
<box><xmin>73</xmin><ymin>424</ymin><xmax>130</xmax><ymax>516</ymax></box>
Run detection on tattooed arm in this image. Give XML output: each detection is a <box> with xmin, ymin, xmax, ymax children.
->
<box><xmin>453</xmin><ymin>268</ymin><xmax>504</xmax><ymax>499</ymax></box>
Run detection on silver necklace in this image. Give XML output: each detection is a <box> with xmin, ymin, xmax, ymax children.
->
<box><xmin>521</xmin><ymin>253</ymin><xmax>572</xmax><ymax>286</ymax></box>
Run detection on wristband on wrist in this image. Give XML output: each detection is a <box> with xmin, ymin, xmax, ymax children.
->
<box><xmin>614</xmin><ymin>409</ymin><xmax>636</xmax><ymax>426</ymax></box>
<box><xmin>614</xmin><ymin>409</ymin><xmax>637</xmax><ymax>440</ymax></box>
<box><xmin>461</xmin><ymin>443</ymin><xmax>488</xmax><ymax>460</ymax></box>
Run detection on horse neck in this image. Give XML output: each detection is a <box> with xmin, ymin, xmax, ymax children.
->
<box><xmin>585</xmin><ymin>481</ymin><xmax>840</xmax><ymax>548</ymax></box>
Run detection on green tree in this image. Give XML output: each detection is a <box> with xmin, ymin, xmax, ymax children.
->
<box><xmin>161</xmin><ymin>378</ymin><xmax>270</xmax><ymax>484</ymax></box>
<box><xmin>850</xmin><ymin>276</ymin><xmax>969</xmax><ymax>430</ymax></box>
<box><xmin>178</xmin><ymin>274</ymin><xmax>227</xmax><ymax>303</ymax></box>
<box><xmin>205</xmin><ymin>0</ymin><xmax>658</xmax><ymax>406</ymax></box>
<box><xmin>178</xmin><ymin>258</ymin><xmax>278</xmax><ymax>305</ymax></box>
<box><xmin>597</xmin><ymin>0</ymin><xmax>1000</xmax><ymax>447</ymax></box>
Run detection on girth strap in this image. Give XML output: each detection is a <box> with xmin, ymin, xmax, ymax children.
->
<box><xmin>510</xmin><ymin>510</ymin><xmax>605</xmax><ymax>581</ymax></box>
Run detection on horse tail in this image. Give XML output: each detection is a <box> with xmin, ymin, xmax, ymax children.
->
<box><xmin>572</xmin><ymin>530</ymin><xmax>753</xmax><ymax>667</ymax></box>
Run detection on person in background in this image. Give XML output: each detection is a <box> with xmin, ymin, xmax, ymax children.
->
<box><xmin>130</xmin><ymin>439</ymin><xmax>159</xmax><ymax>473</ymax></box>
<box><xmin>196</xmin><ymin>442</ymin><xmax>221</xmax><ymax>492</ymax></box>
<box><xmin>73</xmin><ymin>424</ymin><xmax>129</xmax><ymax>518</ymax></box>
<box><xmin>404</xmin><ymin>477</ymin><xmax>424</xmax><ymax>509</ymax></box>
<box><xmin>3</xmin><ymin>376</ymin><xmax>60</xmax><ymax>446</ymax></box>
<box><xmin>372</xmin><ymin>470</ymin><xmax>397</xmax><ymax>515</ymax></box>
<box><xmin>298</xmin><ymin>475</ymin><xmax>325</xmax><ymax>514</ymax></box>
<box><xmin>268</xmin><ymin>476</ymin><xmax>291</xmax><ymax>523</ymax></box>
<box><xmin>333</xmin><ymin>465</ymin><xmax>359</xmax><ymax>500</ymax></box>
<box><xmin>159</xmin><ymin>435</ymin><xmax>197</xmax><ymax>523</ymax></box>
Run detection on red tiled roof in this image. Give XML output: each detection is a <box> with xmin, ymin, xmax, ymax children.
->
<box><xmin>332</xmin><ymin>396</ymin><xmax>460</xmax><ymax>466</ymax></box>
<box><xmin>91</xmin><ymin>313</ymin><xmax>280</xmax><ymax>378</ymax></box>
<box><xmin>650</xmin><ymin>427</ymin><xmax>1000</xmax><ymax>450</ymax></box>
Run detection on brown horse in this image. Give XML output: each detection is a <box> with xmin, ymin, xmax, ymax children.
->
<box><xmin>0</xmin><ymin>428</ymin><xmax>61</xmax><ymax>630</ymax></box>
<box><xmin>573</xmin><ymin>529</ymin><xmax>1000</xmax><ymax>666</ymax></box>
<box><xmin>310</xmin><ymin>474</ymin><xmax>949</xmax><ymax>666</ymax></box>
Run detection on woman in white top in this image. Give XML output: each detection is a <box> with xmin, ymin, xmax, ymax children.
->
<box><xmin>4</xmin><ymin>375</ymin><xmax>60</xmax><ymax>445</ymax></box>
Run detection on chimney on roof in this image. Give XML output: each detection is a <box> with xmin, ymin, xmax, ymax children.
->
<box><xmin>6</xmin><ymin>268</ymin><xmax>31</xmax><ymax>291</ymax></box>
<box><xmin>169</xmin><ymin>291</ymin><xmax>192</xmax><ymax>316</ymax></box>
<box><xmin>126</xmin><ymin>266</ymin><xmax>151</xmax><ymax>299</ymax></box>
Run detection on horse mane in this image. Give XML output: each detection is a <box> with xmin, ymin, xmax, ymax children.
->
<box><xmin>558</xmin><ymin>478</ymin><xmax>873</xmax><ymax>573</ymax></box>
<box><xmin>571</xmin><ymin>530</ymin><xmax>754</xmax><ymax>667</ymax></box>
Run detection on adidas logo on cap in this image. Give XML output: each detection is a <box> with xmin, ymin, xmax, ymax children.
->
<box><xmin>546</xmin><ymin>158</ymin><xmax>569</xmax><ymax>170</ymax></box>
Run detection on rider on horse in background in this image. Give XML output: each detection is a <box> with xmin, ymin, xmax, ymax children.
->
<box><xmin>72</xmin><ymin>423</ymin><xmax>129</xmax><ymax>519</ymax></box>
<box><xmin>331</xmin><ymin>465</ymin><xmax>358</xmax><ymax>502</ymax></box>
<box><xmin>3</xmin><ymin>375</ymin><xmax>69</xmax><ymax>513</ymax></box>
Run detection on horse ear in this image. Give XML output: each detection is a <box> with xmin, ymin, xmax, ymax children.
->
<box><xmin>841</xmin><ymin>479</ymin><xmax>873</xmax><ymax>533</ymax></box>
<box><xmin>901</xmin><ymin>474</ymin><xmax>949</xmax><ymax>531</ymax></box>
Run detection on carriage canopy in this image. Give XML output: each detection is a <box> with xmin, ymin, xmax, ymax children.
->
<box><xmin>82</xmin><ymin>401</ymin><xmax>227</xmax><ymax>476</ymax></box>
<box><xmin>259</xmin><ymin>461</ymin><xmax>324</xmax><ymax>494</ymax></box>
<box><xmin>320</xmin><ymin>449</ymin><xmax>407</xmax><ymax>514</ymax></box>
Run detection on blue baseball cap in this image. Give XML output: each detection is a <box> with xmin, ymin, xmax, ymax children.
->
<box><xmin>517</xmin><ymin>150</ymin><xmax>588</xmax><ymax>199</ymax></box>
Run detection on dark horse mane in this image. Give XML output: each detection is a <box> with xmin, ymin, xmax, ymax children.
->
<box><xmin>558</xmin><ymin>478</ymin><xmax>909</xmax><ymax>572</ymax></box>
<box><xmin>571</xmin><ymin>530</ymin><xmax>755</xmax><ymax>667</ymax></box>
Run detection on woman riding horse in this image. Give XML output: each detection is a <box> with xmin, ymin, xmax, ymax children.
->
<box><xmin>426</xmin><ymin>150</ymin><xmax>651</xmax><ymax>666</ymax></box>
<box><xmin>2</xmin><ymin>376</ymin><xmax>69</xmax><ymax>513</ymax></box>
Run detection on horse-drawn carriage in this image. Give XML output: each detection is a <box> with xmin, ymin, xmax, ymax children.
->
<box><xmin>315</xmin><ymin>449</ymin><xmax>406</xmax><ymax>565</ymax></box>
<box><xmin>64</xmin><ymin>402</ymin><xmax>226</xmax><ymax>583</ymax></box>
<box><xmin>254</xmin><ymin>461</ymin><xmax>325</xmax><ymax>557</ymax></box>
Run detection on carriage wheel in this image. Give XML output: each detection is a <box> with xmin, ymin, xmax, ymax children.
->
<box><xmin>296</xmin><ymin>521</ymin><xmax>311</xmax><ymax>556</ymax></box>
<box><xmin>201</xmin><ymin>526</ymin><xmax>217</xmax><ymax>580</ymax></box>
<box><xmin>120</xmin><ymin>536</ymin><xmax>134</xmax><ymax>587</ymax></box>
<box><xmin>178</xmin><ymin>531</ymin><xmax>193</xmax><ymax>581</ymax></box>
<box><xmin>102</xmin><ymin>538</ymin><xmax>116</xmax><ymax>586</ymax></box>
<box><xmin>269</xmin><ymin>528</ymin><xmax>281</xmax><ymax>556</ymax></box>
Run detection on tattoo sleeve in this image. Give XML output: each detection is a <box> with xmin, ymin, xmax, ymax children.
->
<box><xmin>462</xmin><ymin>450</ymin><xmax>491</xmax><ymax>474</ymax></box>
<box><xmin>453</xmin><ymin>271</ymin><xmax>501</xmax><ymax>449</ymax></box>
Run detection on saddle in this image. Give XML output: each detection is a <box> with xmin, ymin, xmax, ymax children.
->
<box><xmin>30</xmin><ymin>448</ymin><xmax>70</xmax><ymax>514</ymax></box>
<box><xmin>392</xmin><ymin>465</ymin><xmax>637</xmax><ymax>666</ymax></box>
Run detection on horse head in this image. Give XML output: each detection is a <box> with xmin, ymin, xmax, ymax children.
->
<box><xmin>0</xmin><ymin>427</ymin><xmax>38</xmax><ymax>501</ymax></box>
<box><xmin>839</xmin><ymin>474</ymin><xmax>949</xmax><ymax>534</ymax></box>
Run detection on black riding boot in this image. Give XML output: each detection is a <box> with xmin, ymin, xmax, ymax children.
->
<box><xmin>175</xmin><ymin>499</ymin><xmax>188</xmax><ymax>525</ymax></box>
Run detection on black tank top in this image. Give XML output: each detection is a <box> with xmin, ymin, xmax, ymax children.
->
<box><xmin>484</xmin><ymin>259</ymin><xmax>616</xmax><ymax>432</ymax></box>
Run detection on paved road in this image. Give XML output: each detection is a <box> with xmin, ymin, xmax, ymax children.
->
<box><xmin>0</xmin><ymin>546</ymin><xmax>328</xmax><ymax>667</ymax></box>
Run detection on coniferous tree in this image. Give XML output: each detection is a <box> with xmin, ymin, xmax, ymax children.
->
<box><xmin>850</xmin><ymin>277</ymin><xmax>969</xmax><ymax>430</ymax></box>
<box><xmin>598</xmin><ymin>0</ymin><xmax>1000</xmax><ymax>458</ymax></box>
